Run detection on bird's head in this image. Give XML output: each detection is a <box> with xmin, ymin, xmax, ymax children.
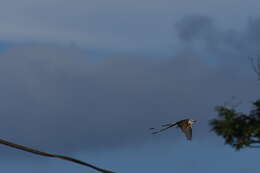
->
<box><xmin>189</xmin><ymin>119</ymin><xmax>197</xmax><ymax>124</ymax></box>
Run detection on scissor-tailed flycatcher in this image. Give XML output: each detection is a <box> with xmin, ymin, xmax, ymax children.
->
<box><xmin>150</xmin><ymin>119</ymin><xmax>197</xmax><ymax>140</ymax></box>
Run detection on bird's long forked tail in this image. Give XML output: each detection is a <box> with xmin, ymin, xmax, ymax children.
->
<box><xmin>0</xmin><ymin>138</ymin><xmax>115</xmax><ymax>173</ymax></box>
<box><xmin>150</xmin><ymin>122</ymin><xmax>177</xmax><ymax>135</ymax></box>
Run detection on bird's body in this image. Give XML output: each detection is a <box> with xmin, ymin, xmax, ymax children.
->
<box><xmin>150</xmin><ymin>119</ymin><xmax>196</xmax><ymax>140</ymax></box>
<box><xmin>0</xmin><ymin>138</ymin><xmax>115</xmax><ymax>173</ymax></box>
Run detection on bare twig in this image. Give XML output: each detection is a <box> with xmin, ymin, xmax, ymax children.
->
<box><xmin>249</xmin><ymin>56</ymin><xmax>260</xmax><ymax>80</ymax></box>
<box><xmin>223</xmin><ymin>96</ymin><xmax>242</xmax><ymax>109</ymax></box>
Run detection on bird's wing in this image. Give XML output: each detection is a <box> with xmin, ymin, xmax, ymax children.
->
<box><xmin>180</xmin><ymin>126</ymin><xmax>192</xmax><ymax>140</ymax></box>
<box><xmin>0</xmin><ymin>138</ymin><xmax>115</xmax><ymax>173</ymax></box>
<box><xmin>151</xmin><ymin>123</ymin><xmax>177</xmax><ymax>134</ymax></box>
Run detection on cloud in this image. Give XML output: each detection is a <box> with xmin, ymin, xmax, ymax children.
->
<box><xmin>175</xmin><ymin>15</ymin><xmax>214</xmax><ymax>42</ymax></box>
<box><xmin>1</xmin><ymin>0</ymin><xmax>260</xmax><ymax>55</ymax></box>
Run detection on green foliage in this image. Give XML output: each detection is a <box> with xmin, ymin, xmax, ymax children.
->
<box><xmin>210</xmin><ymin>100</ymin><xmax>260</xmax><ymax>150</ymax></box>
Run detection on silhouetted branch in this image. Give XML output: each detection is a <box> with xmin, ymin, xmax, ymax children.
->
<box><xmin>223</xmin><ymin>96</ymin><xmax>243</xmax><ymax>109</ymax></box>
<box><xmin>211</xmin><ymin>99</ymin><xmax>260</xmax><ymax>150</ymax></box>
<box><xmin>249</xmin><ymin>145</ymin><xmax>260</xmax><ymax>148</ymax></box>
<box><xmin>251</xmin><ymin>140</ymin><xmax>260</xmax><ymax>143</ymax></box>
<box><xmin>249</xmin><ymin>56</ymin><xmax>260</xmax><ymax>80</ymax></box>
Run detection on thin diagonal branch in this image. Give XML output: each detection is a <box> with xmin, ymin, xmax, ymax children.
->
<box><xmin>0</xmin><ymin>138</ymin><xmax>115</xmax><ymax>173</ymax></box>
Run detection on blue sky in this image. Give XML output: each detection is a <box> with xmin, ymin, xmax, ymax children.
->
<box><xmin>0</xmin><ymin>0</ymin><xmax>260</xmax><ymax>173</ymax></box>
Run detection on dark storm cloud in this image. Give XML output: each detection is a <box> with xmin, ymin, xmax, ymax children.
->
<box><xmin>175</xmin><ymin>15</ymin><xmax>214</xmax><ymax>42</ymax></box>
<box><xmin>0</xmin><ymin>16</ymin><xmax>260</xmax><ymax>155</ymax></box>
<box><xmin>175</xmin><ymin>15</ymin><xmax>260</xmax><ymax>65</ymax></box>
<box><xmin>2</xmin><ymin>0</ymin><xmax>260</xmax><ymax>55</ymax></box>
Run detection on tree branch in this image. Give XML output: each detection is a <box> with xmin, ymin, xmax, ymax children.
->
<box><xmin>251</xmin><ymin>140</ymin><xmax>260</xmax><ymax>143</ymax></box>
<box><xmin>249</xmin><ymin>56</ymin><xmax>260</xmax><ymax>80</ymax></box>
<box><xmin>249</xmin><ymin>145</ymin><xmax>260</xmax><ymax>148</ymax></box>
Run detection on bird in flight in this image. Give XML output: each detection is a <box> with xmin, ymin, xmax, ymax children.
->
<box><xmin>150</xmin><ymin>119</ymin><xmax>197</xmax><ymax>140</ymax></box>
<box><xmin>0</xmin><ymin>138</ymin><xmax>115</xmax><ymax>173</ymax></box>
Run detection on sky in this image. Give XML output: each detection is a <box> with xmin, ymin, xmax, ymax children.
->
<box><xmin>0</xmin><ymin>0</ymin><xmax>260</xmax><ymax>173</ymax></box>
